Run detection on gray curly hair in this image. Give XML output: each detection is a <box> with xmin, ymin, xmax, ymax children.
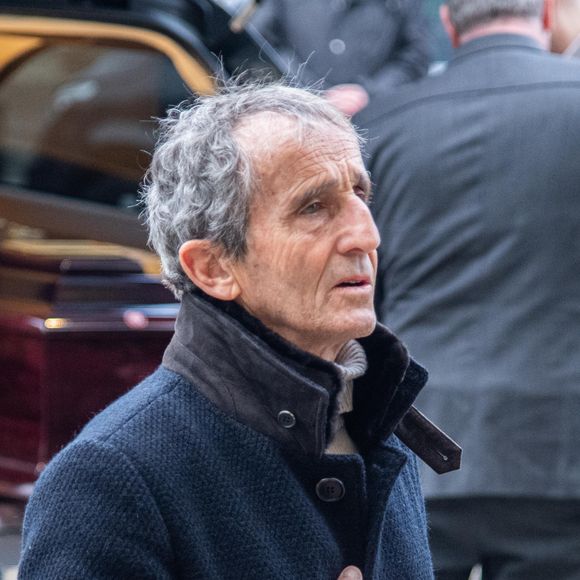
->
<box><xmin>447</xmin><ymin>0</ymin><xmax>544</xmax><ymax>35</ymax></box>
<box><xmin>140</xmin><ymin>82</ymin><xmax>360</xmax><ymax>299</ymax></box>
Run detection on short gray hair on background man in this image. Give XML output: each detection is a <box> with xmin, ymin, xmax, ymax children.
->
<box><xmin>141</xmin><ymin>82</ymin><xmax>359</xmax><ymax>299</ymax></box>
<box><xmin>447</xmin><ymin>0</ymin><xmax>543</xmax><ymax>35</ymax></box>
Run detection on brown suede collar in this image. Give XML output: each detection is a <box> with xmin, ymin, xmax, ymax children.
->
<box><xmin>162</xmin><ymin>291</ymin><xmax>460</xmax><ymax>472</ymax></box>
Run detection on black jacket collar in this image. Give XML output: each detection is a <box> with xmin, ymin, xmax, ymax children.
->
<box><xmin>163</xmin><ymin>291</ymin><xmax>460</xmax><ymax>472</ymax></box>
<box><xmin>451</xmin><ymin>33</ymin><xmax>543</xmax><ymax>64</ymax></box>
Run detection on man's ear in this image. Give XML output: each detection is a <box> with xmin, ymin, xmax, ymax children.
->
<box><xmin>440</xmin><ymin>4</ymin><xmax>460</xmax><ymax>47</ymax></box>
<box><xmin>179</xmin><ymin>240</ymin><xmax>241</xmax><ymax>301</ymax></box>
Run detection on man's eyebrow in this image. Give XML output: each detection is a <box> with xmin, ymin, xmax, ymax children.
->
<box><xmin>287</xmin><ymin>186</ymin><xmax>328</xmax><ymax>212</ymax></box>
<box><xmin>290</xmin><ymin>171</ymin><xmax>372</xmax><ymax>209</ymax></box>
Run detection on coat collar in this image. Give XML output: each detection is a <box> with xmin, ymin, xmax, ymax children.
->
<box><xmin>451</xmin><ymin>33</ymin><xmax>544</xmax><ymax>65</ymax></box>
<box><xmin>163</xmin><ymin>291</ymin><xmax>460</xmax><ymax>472</ymax></box>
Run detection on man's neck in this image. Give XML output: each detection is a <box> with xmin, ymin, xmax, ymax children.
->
<box><xmin>459</xmin><ymin>18</ymin><xmax>549</xmax><ymax>49</ymax></box>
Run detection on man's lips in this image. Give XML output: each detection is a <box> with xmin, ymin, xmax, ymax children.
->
<box><xmin>333</xmin><ymin>275</ymin><xmax>372</xmax><ymax>288</ymax></box>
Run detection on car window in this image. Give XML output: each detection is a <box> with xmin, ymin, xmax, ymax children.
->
<box><xmin>0</xmin><ymin>34</ymin><xmax>195</xmax><ymax>212</ymax></box>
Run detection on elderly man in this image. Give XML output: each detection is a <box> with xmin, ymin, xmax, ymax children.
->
<box><xmin>361</xmin><ymin>0</ymin><xmax>580</xmax><ymax>578</ymax></box>
<box><xmin>19</xmin><ymin>84</ymin><xmax>458</xmax><ymax>579</ymax></box>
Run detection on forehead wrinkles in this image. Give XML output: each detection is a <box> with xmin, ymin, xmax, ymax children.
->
<box><xmin>243</xmin><ymin>124</ymin><xmax>361</xmax><ymax>202</ymax></box>
<box><xmin>234</xmin><ymin>113</ymin><xmax>360</xmax><ymax>188</ymax></box>
<box><xmin>282</xmin><ymin>132</ymin><xmax>364</xmax><ymax>204</ymax></box>
<box><xmin>285</xmin><ymin>135</ymin><xmax>361</xmax><ymax>178</ymax></box>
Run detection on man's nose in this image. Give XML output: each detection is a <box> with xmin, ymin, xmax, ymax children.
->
<box><xmin>336</xmin><ymin>198</ymin><xmax>380</xmax><ymax>255</ymax></box>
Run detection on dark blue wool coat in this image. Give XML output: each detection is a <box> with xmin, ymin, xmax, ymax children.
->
<box><xmin>20</xmin><ymin>292</ymin><xmax>444</xmax><ymax>579</ymax></box>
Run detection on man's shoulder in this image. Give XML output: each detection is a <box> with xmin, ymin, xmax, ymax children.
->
<box><xmin>77</xmin><ymin>366</ymin><xmax>190</xmax><ymax>442</ymax></box>
<box><xmin>62</xmin><ymin>364</ymin><xmax>268</xmax><ymax>470</ymax></box>
<box><xmin>35</xmin><ymin>367</ymin><xmax>226</xmax><ymax>488</ymax></box>
<box><xmin>66</xmin><ymin>366</ymin><xmax>230</xmax><ymax>469</ymax></box>
<box><xmin>367</xmin><ymin>46</ymin><xmax>580</xmax><ymax>118</ymax></box>
<box><xmin>361</xmin><ymin>48</ymin><xmax>580</xmax><ymax>156</ymax></box>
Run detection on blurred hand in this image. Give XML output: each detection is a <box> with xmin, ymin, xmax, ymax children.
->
<box><xmin>325</xmin><ymin>84</ymin><xmax>369</xmax><ymax>116</ymax></box>
<box><xmin>337</xmin><ymin>565</ymin><xmax>363</xmax><ymax>580</ymax></box>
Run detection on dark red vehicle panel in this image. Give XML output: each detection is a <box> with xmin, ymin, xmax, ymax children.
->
<box><xmin>0</xmin><ymin>240</ymin><xmax>177</xmax><ymax>498</ymax></box>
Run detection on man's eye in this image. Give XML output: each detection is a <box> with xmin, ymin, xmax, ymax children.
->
<box><xmin>302</xmin><ymin>201</ymin><xmax>323</xmax><ymax>215</ymax></box>
<box><xmin>355</xmin><ymin>187</ymin><xmax>372</xmax><ymax>205</ymax></box>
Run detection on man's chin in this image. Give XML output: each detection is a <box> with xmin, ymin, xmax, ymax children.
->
<box><xmin>344</xmin><ymin>313</ymin><xmax>377</xmax><ymax>340</ymax></box>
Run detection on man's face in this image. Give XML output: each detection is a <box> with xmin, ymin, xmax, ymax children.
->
<box><xmin>229</xmin><ymin>114</ymin><xmax>380</xmax><ymax>361</ymax></box>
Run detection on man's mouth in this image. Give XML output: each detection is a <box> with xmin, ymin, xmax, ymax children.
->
<box><xmin>335</xmin><ymin>276</ymin><xmax>371</xmax><ymax>288</ymax></box>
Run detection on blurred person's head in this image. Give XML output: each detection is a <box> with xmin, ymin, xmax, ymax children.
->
<box><xmin>440</xmin><ymin>0</ymin><xmax>551</xmax><ymax>47</ymax></box>
<box><xmin>551</xmin><ymin>0</ymin><xmax>580</xmax><ymax>53</ymax></box>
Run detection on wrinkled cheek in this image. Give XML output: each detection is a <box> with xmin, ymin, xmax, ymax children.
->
<box><xmin>269</xmin><ymin>244</ymin><xmax>297</xmax><ymax>269</ymax></box>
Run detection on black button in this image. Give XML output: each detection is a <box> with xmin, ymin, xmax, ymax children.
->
<box><xmin>277</xmin><ymin>410</ymin><xmax>296</xmax><ymax>429</ymax></box>
<box><xmin>316</xmin><ymin>478</ymin><xmax>345</xmax><ymax>502</ymax></box>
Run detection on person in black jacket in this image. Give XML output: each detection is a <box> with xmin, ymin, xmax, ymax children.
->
<box><xmin>252</xmin><ymin>0</ymin><xmax>431</xmax><ymax>116</ymax></box>
<box><xmin>362</xmin><ymin>0</ymin><xmax>580</xmax><ymax>577</ymax></box>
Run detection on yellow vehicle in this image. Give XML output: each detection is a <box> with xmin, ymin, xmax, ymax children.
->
<box><xmin>0</xmin><ymin>0</ymin><xmax>281</xmax><ymax>245</ymax></box>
